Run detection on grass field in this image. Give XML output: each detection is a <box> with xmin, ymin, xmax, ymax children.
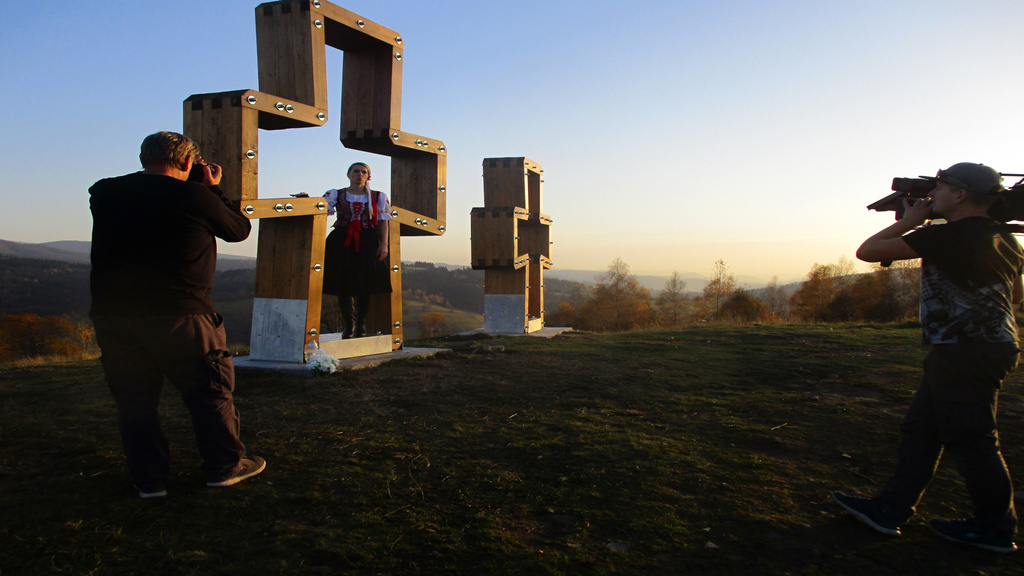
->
<box><xmin>3</xmin><ymin>324</ymin><xmax>1024</xmax><ymax>575</ymax></box>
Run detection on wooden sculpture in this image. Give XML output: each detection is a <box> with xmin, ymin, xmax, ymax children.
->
<box><xmin>471</xmin><ymin>158</ymin><xmax>553</xmax><ymax>334</ymax></box>
<box><xmin>182</xmin><ymin>0</ymin><xmax>446</xmax><ymax>362</ymax></box>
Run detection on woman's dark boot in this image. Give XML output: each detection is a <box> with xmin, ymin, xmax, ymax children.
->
<box><xmin>340</xmin><ymin>297</ymin><xmax>355</xmax><ymax>339</ymax></box>
<box><xmin>354</xmin><ymin>295</ymin><xmax>370</xmax><ymax>337</ymax></box>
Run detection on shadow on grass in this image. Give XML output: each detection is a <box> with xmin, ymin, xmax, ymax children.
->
<box><xmin>2</xmin><ymin>325</ymin><xmax>1023</xmax><ymax>575</ymax></box>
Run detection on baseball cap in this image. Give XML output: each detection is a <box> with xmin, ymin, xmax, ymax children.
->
<box><xmin>921</xmin><ymin>162</ymin><xmax>1005</xmax><ymax>195</ymax></box>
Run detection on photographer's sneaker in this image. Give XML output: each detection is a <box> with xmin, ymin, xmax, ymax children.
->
<box><xmin>207</xmin><ymin>457</ymin><xmax>266</xmax><ymax>488</ymax></box>
<box><xmin>930</xmin><ymin>519</ymin><xmax>1017</xmax><ymax>553</ymax></box>
<box><xmin>135</xmin><ymin>485</ymin><xmax>167</xmax><ymax>499</ymax></box>
<box><xmin>832</xmin><ymin>491</ymin><xmax>902</xmax><ymax>536</ymax></box>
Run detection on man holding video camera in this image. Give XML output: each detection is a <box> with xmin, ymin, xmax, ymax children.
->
<box><xmin>833</xmin><ymin>162</ymin><xmax>1024</xmax><ymax>552</ymax></box>
<box><xmin>89</xmin><ymin>131</ymin><xmax>265</xmax><ymax>498</ymax></box>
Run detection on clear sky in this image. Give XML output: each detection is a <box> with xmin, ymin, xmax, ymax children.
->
<box><xmin>2</xmin><ymin>0</ymin><xmax>1022</xmax><ymax>284</ymax></box>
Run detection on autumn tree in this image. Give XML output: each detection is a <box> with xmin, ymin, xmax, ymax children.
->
<box><xmin>576</xmin><ymin>258</ymin><xmax>653</xmax><ymax>332</ymax></box>
<box><xmin>418</xmin><ymin>312</ymin><xmax>447</xmax><ymax>338</ymax></box>
<box><xmin>545</xmin><ymin>301</ymin><xmax>577</xmax><ymax>328</ymax></box>
<box><xmin>790</xmin><ymin>263</ymin><xmax>840</xmax><ymax>321</ymax></box>
<box><xmin>874</xmin><ymin>260</ymin><xmax>920</xmax><ymax>321</ymax></box>
<box><xmin>834</xmin><ymin>260</ymin><xmax>920</xmax><ymax>322</ymax></box>
<box><xmin>654</xmin><ymin>272</ymin><xmax>690</xmax><ymax>328</ymax></box>
<box><xmin>789</xmin><ymin>257</ymin><xmax>859</xmax><ymax>321</ymax></box>
<box><xmin>720</xmin><ymin>289</ymin><xmax>769</xmax><ymax>323</ymax></box>
<box><xmin>0</xmin><ymin>313</ymin><xmax>96</xmax><ymax>363</ymax></box>
<box><xmin>694</xmin><ymin>259</ymin><xmax>737</xmax><ymax>321</ymax></box>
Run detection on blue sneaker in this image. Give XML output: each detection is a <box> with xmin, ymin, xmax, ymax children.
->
<box><xmin>832</xmin><ymin>491</ymin><xmax>901</xmax><ymax>536</ymax></box>
<box><xmin>930</xmin><ymin>519</ymin><xmax>1017</xmax><ymax>553</ymax></box>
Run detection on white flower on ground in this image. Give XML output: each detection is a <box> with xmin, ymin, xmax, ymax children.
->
<box><xmin>306</xmin><ymin>349</ymin><xmax>341</xmax><ymax>375</ymax></box>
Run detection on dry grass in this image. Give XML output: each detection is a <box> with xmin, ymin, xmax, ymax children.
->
<box><xmin>2</xmin><ymin>324</ymin><xmax>1023</xmax><ymax>575</ymax></box>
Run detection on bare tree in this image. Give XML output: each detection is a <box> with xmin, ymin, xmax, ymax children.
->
<box><xmin>696</xmin><ymin>259</ymin><xmax>737</xmax><ymax>321</ymax></box>
<box><xmin>760</xmin><ymin>276</ymin><xmax>790</xmax><ymax>321</ymax></box>
<box><xmin>654</xmin><ymin>271</ymin><xmax>689</xmax><ymax>327</ymax></box>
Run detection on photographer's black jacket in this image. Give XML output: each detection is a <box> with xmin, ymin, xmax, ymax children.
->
<box><xmin>89</xmin><ymin>172</ymin><xmax>251</xmax><ymax>316</ymax></box>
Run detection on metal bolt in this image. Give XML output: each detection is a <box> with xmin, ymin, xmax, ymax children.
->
<box><xmin>395</xmin><ymin>53</ymin><xmax>402</xmax><ymax>61</ymax></box>
<box><xmin>317</xmin><ymin>201</ymin><xmax>326</xmax><ymax>210</ymax></box>
<box><xmin>391</xmin><ymin>210</ymin><xmax>399</xmax><ymax>217</ymax></box>
<box><xmin>243</xmin><ymin>205</ymin><xmax>255</xmax><ymax>214</ymax></box>
<box><xmin>439</xmin><ymin>185</ymin><xmax>446</xmax><ymax>192</ymax></box>
<box><xmin>309</xmin><ymin>328</ymin><xmax>319</xmax><ymax>336</ymax></box>
<box><xmin>276</xmin><ymin>102</ymin><xmax>285</xmax><ymax>110</ymax></box>
<box><xmin>317</xmin><ymin>112</ymin><xmax>326</xmax><ymax>121</ymax></box>
<box><xmin>357</xmin><ymin>20</ymin><xmax>365</xmax><ymax>27</ymax></box>
<box><xmin>395</xmin><ymin>338</ymin><xmax>402</xmax><ymax>344</ymax></box>
<box><xmin>392</xmin><ymin>265</ymin><xmax>400</xmax><ymax>272</ymax></box>
<box><xmin>246</xmin><ymin>95</ymin><xmax>257</xmax><ymax>104</ymax></box>
<box><xmin>314</xmin><ymin>19</ymin><xmax>323</xmax><ymax>28</ymax></box>
<box><xmin>438</xmin><ymin>145</ymin><xmax>446</xmax><ymax>152</ymax></box>
<box><xmin>394</xmin><ymin>321</ymin><xmax>402</xmax><ymax>328</ymax></box>
<box><xmin>284</xmin><ymin>203</ymin><xmax>294</xmax><ymax>211</ymax></box>
<box><xmin>312</xmin><ymin>0</ymin><xmax>321</xmax><ymax>7</ymax></box>
<box><xmin>274</xmin><ymin>204</ymin><xmax>284</xmax><ymax>212</ymax></box>
<box><xmin>391</xmin><ymin>132</ymin><xmax>400</xmax><ymax>140</ymax></box>
<box><xmin>285</xmin><ymin>105</ymin><xmax>295</xmax><ymax>113</ymax></box>
<box><xmin>245</xmin><ymin>150</ymin><xmax>256</xmax><ymax>159</ymax></box>
<box><xmin>313</xmin><ymin>264</ymin><xmax>322</xmax><ymax>272</ymax></box>
<box><xmin>438</xmin><ymin>225</ymin><xmax>446</xmax><ymax>232</ymax></box>
<box><xmin>395</xmin><ymin>36</ymin><xmax>402</xmax><ymax>44</ymax></box>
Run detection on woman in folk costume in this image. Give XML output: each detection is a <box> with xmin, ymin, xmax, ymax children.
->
<box><xmin>322</xmin><ymin>162</ymin><xmax>392</xmax><ymax>338</ymax></box>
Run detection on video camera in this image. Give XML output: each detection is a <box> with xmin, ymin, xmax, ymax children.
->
<box><xmin>867</xmin><ymin>173</ymin><xmax>1024</xmax><ymax>222</ymax></box>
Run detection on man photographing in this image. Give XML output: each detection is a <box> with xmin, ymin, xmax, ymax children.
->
<box><xmin>89</xmin><ymin>131</ymin><xmax>265</xmax><ymax>498</ymax></box>
<box><xmin>833</xmin><ymin>162</ymin><xmax>1024</xmax><ymax>552</ymax></box>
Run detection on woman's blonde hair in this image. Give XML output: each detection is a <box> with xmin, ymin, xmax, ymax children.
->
<box><xmin>347</xmin><ymin>162</ymin><xmax>377</xmax><ymax>221</ymax></box>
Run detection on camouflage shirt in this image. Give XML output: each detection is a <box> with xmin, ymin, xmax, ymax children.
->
<box><xmin>903</xmin><ymin>217</ymin><xmax>1024</xmax><ymax>344</ymax></box>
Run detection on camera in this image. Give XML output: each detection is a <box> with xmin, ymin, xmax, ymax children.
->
<box><xmin>187</xmin><ymin>160</ymin><xmax>207</xmax><ymax>183</ymax></box>
<box><xmin>868</xmin><ymin>174</ymin><xmax>1024</xmax><ymax>223</ymax></box>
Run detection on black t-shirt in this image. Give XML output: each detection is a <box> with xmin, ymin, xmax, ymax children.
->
<box><xmin>903</xmin><ymin>216</ymin><xmax>1024</xmax><ymax>343</ymax></box>
<box><xmin>89</xmin><ymin>172</ymin><xmax>251</xmax><ymax>316</ymax></box>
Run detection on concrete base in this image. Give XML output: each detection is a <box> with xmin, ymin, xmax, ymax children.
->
<box><xmin>483</xmin><ymin>294</ymin><xmax>526</xmax><ymax>334</ymax></box>
<box><xmin>249</xmin><ymin>297</ymin><xmax>308</xmax><ymax>363</ymax></box>
<box><xmin>233</xmin><ymin>346</ymin><xmax>449</xmax><ymax>377</ymax></box>
<box><xmin>461</xmin><ymin>326</ymin><xmax>572</xmax><ymax>339</ymax></box>
<box><xmin>318</xmin><ymin>333</ymin><xmax>391</xmax><ymax>359</ymax></box>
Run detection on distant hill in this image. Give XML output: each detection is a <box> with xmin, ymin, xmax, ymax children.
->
<box><xmin>4</xmin><ymin>240</ymin><xmax>792</xmax><ymax>292</ymax></box>
<box><xmin>0</xmin><ymin>239</ymin><xmax>256</xmax><ymax>271</ymax></box>
<box><xmin>544</xmin><ymin>269</ymin><xmax>789</xmax><ymax>295</ymax></box>
<box><xmin>0</xmin><ymin>241</ymin><xmax>809</xmax><ymax>333</ymax></box>
<box><xmin>0</xmin><ymin>240</ymin><xmax>91</xmax><ymax>265</ymax></box>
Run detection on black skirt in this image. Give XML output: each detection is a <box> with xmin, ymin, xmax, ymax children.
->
<box><xmin>322</xmin><ymin>227</ymin><xmax>392</xmax><ymax>297</ymax></box>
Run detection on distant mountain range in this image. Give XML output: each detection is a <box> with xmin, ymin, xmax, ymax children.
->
<box><xmin>0</xmin><ymin>239</ymin><xmax>784</xmax><ymax>292</ymax></box>
<box><xmin>0</xmin><ymin>239</ymin><xmax>257</xmax><ymax>271</ymax></box>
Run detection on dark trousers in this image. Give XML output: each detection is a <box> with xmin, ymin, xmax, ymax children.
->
<box><xmin>92</xmin><ymin>314</ymin><xmax>245</xmax><ymax>491</ymax></box>
<box><xmin>879</xmin><ymin>342</ymin><xmax>1019</xmax><ymax>535</ymax></box>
